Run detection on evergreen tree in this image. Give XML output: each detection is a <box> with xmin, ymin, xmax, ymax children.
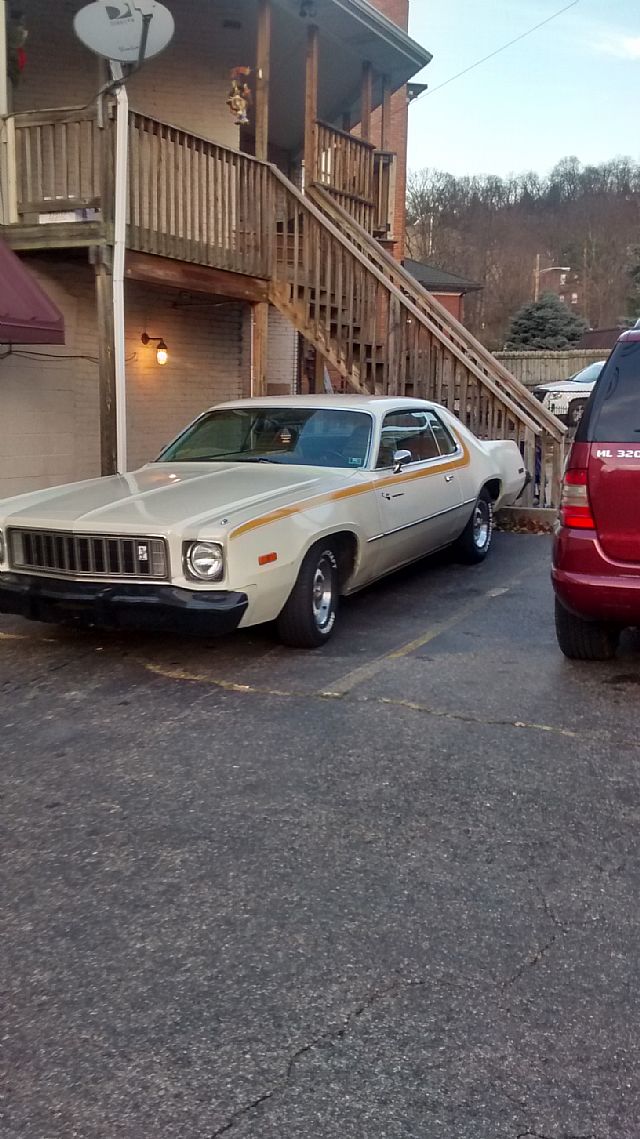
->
<box><xmin>506</xmin><ymin>292</ymin><xmax>587</xmax><ymax>349</ymax></box>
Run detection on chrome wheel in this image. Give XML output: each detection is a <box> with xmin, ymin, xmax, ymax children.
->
<box><xmin>312</xmin><ymin>553</ymin><xmax>336</xmax><ymax>631</ymax></box>
<box><xmin>472</xmin><ymin>498</ymin><xmax>491</xmax><ymax>551</ymax></box>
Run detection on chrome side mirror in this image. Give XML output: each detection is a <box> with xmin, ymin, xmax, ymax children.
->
<box><xmin>392</xmin><ymin>449</ymin><xmax>412</xmax><ymax>474</ymax></box>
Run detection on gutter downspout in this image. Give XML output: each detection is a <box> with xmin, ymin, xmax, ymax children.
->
<box><xmin>110</xmin><ymin>62</ymin><xmax>129</xmax><ymax>474</ymax></box>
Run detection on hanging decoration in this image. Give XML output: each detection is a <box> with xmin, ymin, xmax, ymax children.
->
<box><xmin>226</xmin><ymin>66</ymin><xmax>252</xmax><ymax>126</ymax></box>
<box><xmin>7</xmin><ymin>8</ymin><xmax>28</xmax><ymax>86</ymax></box>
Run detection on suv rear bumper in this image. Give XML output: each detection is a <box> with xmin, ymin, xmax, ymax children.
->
<box><xmin>552</xmin><ymin>528</ymin><xmax>640</xmax><ymax>623</ymax></box>
<box><xmin>0</xmin><ymin>572</ymin><xmax>248</xmax><ymax>635</ymax></box>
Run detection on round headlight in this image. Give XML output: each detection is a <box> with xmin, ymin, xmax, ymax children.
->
<box><xmin>186</xmin><ymin>541</ymin><xmax>224</xmax><ymax>581</ymax></box>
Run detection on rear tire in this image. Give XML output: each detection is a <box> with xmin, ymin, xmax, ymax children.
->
<box><xmin>554</xmin><ymin>598</ymin><xmax>619</xmax><ymax>661</ymax></box>
<box><xmin>453</xmin><ymin>489</ymin><xmax>493</xmax><ymax>564</ymax></box>
<box><xmin>276</xmin><ymin>541</ymin><xmax>339</xmax><ymax>648</ymax></box>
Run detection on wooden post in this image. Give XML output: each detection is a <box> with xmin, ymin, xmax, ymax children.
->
<box><xmin>303</xmin><ymin>24</ymin><xmax>319</xmax><ymax>188</ymax></box>
<box><xmin>0</xmin><ymin>1</ymin><xmax>8</xmax><ymax>117</ymax></box>
<box><xmin>313</xmin><ymin>347</ymin><xmax>324</xmax><ymax>393</ymax></box>
<box><xmin>255</xmin><ymin>0</ymin><xmax>271</xmax><ymax>162</ymax></box>
<box><xmin>252</xmin><ymin>301</ymin><xmax>269</xmax><ymax>396</ymax></box>
<box><xmin>361</xmin><ymin>61</ymin><xmax>373</xmax><ymax>143</ymax></box>
<box><xmin>94</xmin><ymin>250</ymin><xmax>118</xmax><ymax>476</ymax></box>
<box><xmin>381</xmin><ymin>77</ymin><xmax>392</xmax><ymax>151</ymax></box>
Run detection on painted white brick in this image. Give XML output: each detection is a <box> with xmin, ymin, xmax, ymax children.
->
<box><xmin>0</xmin><ymin>256</ymin><xmax>250</xmax><ymax>498</ymax></box>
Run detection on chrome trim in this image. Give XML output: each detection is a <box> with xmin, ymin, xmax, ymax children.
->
<box><xmin>8</xmin><ymin>528</ymin><xmax>169</xmax><ymax>581</ymax></box>
<box><xmin>367</xmin><ymin>498</ymin><xmax>475</xmax><ymax>540</ymax></box>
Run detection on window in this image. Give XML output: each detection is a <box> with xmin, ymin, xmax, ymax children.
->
<box><xmin>157</xmin><ymin>407</ymin><xmax>372</xmax><ymax>469</ymax></box>
<box><xmin>376</xmin><ymin>409</ymin><xmax>458</xmax><ymax>467</ymax></box>
<box><xmin>581</xmin><ymin>340</ymin><xmax>640</xmax><ymax>443</ymax></box>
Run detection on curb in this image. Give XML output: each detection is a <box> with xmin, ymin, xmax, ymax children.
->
<box><xmin>496</xmin><ymin>506</ymin><xmax>556</xmax><ymax>534</ymax></box>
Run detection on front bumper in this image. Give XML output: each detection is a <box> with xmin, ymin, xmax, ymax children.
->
<box><xmin>0</xmin><ymin>572</ymin><xmax>248</xmax><ymax>635</ymax></box>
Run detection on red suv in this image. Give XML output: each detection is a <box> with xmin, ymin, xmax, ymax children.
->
<box><xmin>553</xmin><ymin>326</ymin><xmax>640</xmax><ymax>659</ymax></box>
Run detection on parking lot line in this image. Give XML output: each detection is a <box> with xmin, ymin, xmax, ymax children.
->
<box><xmin>319</xmin><ymin>575</ymin><xmax>523</xmax><ymax>698</ymax></box>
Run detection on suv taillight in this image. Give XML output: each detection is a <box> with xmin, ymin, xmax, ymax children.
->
<box><xmin>560</xmin><ymin>467</ymin><xmax>595</xmax><ymax>530</ymax></box>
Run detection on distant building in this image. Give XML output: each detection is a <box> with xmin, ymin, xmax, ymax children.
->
<box><xmin>403</xmin><ymin>259</ymin><xmax>482</xmax><ymax>322</ymax></box>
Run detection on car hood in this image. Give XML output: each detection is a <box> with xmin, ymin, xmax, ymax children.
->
<box><xmin>534</xmin><ymin>379</ymin><xmax>596</xmax><ymax>394</ymax></box>
<box><xmin>0</xmin><ymin>463</ymin><xmax>355</xmax><ymax>533</ymax></box>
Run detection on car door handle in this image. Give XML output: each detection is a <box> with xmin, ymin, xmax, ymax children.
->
<box><xmin>444</xmin><ymin>473</ymin><xmax>455</xmax><ymax>483</ymax></box>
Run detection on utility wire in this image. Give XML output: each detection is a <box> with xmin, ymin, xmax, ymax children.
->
<box><xmin>414</xmin><ymin>0</ymin><xmax>581</xmax><ymax>102</ymax></box>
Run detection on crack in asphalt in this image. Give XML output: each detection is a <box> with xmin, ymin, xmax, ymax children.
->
<box><xmin>209</xmin><ymin>972</ymin><xmax>474</xmax><ymax>1138</ymax></box>
<box><xmin>517</xmin><ymin>1132</ymin><xmax>598</xmax><ymax>1139</ymax></box>
<box><xmin>503</xmin><ymin>935</ymin><xmax>558</xmax><ymax>989</ymax></box>
<box><xmin>209</xmin><ymin>977</ymin><xmax>402</xmax><ymax>1137</ymax></box>
<box><xmin>141</xmin><ymin>660</ymin><xmax>582</xmax><ymax>742</ymax></box>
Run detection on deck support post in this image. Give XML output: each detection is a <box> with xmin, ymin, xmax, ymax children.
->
<box><xmin>381</xmin><ymin>76</ymin><xmax>392</xmax><ymax>150</ymax></box>
<box><xmin>304</xmin><ymin>24</ymin><xmax>319</xmax><ymax>188</ymax></box>
<box><xmin>252</xmin><ymin>301</ymin><xmax>269</xmax><ymax>396</ymax></box>
<box><xmin>93</xmin><ymin>248</ymin><xmax>118</xmax><ymax>476</ymax></box>
<box><xmin>255</xmin><ymin>0</ymin><xmax>271</xmax><ymax>161</ymax></box>
<box><xmin>360</xmin><ymin>61</ymin><xmax>373</xmax><ymax>143</ymax></box>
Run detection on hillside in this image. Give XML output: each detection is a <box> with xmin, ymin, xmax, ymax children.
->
<box><xmin>406</xmin><ymin>157</ymin><xmax>640</xmax><ymax>349</ymax></box>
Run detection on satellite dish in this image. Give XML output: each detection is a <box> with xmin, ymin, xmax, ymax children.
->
<box><xmin>74</xmin><ymin>1</ymin><xmax>174</xmax><ymax>64</ymax></box>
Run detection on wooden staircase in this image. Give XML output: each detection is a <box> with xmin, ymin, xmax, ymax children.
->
<box><xmin>267</xmin><ymin>169</ymin><xmax>566</xmax><ymax>508</ymax></box>
<box><xmin>4</xmin><ymin>105</ymin><xmax>565</xmax><ymax>507</ymax></box>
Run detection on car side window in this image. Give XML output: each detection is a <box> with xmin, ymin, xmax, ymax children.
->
<box><xmin>426</xmin><ymin>411</ymin><xmax>458</xmax><ymax>456</ymax></box>
<box><xmin>376</xmin><ymin>410</ymin><xmax>456</xmax><ymax>468</ymax></box>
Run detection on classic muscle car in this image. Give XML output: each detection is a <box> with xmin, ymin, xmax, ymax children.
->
<box><xmin>0</xmin><ymin>396</ymin><xmax>527</xmax><ymax>647</ymax></box>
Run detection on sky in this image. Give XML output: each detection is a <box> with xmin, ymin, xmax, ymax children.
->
<box><xmin>407</xmin><ymin>0</ymin><xmax>640</xmax><ymax>179</ymax></box>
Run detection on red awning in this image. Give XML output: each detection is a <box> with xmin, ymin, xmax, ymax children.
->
<box><xmin>0</xmin><ymin>241</ymin><xmax>65</xmax><ymax>344</ymax></box>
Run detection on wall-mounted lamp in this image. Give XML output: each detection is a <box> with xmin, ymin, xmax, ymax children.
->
<box><xmin>141</xmin><ymin>332</ymin><xmax>169</xmax><ymax>366</ymax></box>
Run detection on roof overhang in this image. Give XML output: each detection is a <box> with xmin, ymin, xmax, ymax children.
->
<box><xmin>262</xmin><ymin>0</ymin><xmax>432</xmax><ymax>151</ymax></box>
<box><xmin>0</xmin><ymin>242</ymin><xmax>65</xmax><ymax>344</ymax></box>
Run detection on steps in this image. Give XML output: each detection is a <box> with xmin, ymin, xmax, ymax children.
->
<box><xmin>265</xmin><ymin>168</ymin><xmax>566</xmax><ymax>506</ymax></box>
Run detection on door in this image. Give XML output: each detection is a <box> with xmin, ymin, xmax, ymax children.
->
<box><xmin>372</xmin><ymin>408</ymin><xmax>465</xmax><ymax>569</ymax></box>
<box><xmin>582</xmin><ymin>337</ymin><xmax>640</xmax><ymax>563</ymax></box>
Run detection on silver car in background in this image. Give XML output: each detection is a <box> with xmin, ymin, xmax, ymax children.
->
<box><xmin>533</xmin><ymin>360</ymin><xmax>606</xmax><ymax>428</ymax></box>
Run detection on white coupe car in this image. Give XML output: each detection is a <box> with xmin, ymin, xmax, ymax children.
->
<box><xmin>0</xmin><ymin>397</ymin><xmax>527</xmax><ymax>647</ymax></box>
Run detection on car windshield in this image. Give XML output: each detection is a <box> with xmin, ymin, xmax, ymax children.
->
<box><xmin>569</xmin><ymin>362</ymin><xmax>604</xmax><ymax>383</ymax></box>
<box><xmin>157</xmin><ymin>407</ymin><xmax>373</xmax><ymax>469</ymax></box>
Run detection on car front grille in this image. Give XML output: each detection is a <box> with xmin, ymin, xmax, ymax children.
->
<box><xmin>8</xmin><ymin>529</ymin><xmax>169</xmax><ymax>580</ymax></box>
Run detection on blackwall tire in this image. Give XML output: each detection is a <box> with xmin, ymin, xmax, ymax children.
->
<box><xmin>554</xmin><ymin>597</ymin><xmax>619</xmax><ymax>661</ymax></box>
<box><xmin>276</xmin><ymin>542</ymin><xmax>339</xmax><ymax>648</ymax></box>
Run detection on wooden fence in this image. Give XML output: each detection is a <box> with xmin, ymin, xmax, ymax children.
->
<box><xmin>494</xmin><ymin>349</ymin><xmax>607</xmax><ymax>389</ymax></box>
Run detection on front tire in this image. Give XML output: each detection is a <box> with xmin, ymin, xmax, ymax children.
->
<box><xmin>453</xmin><ymin>489</ymin><xmax>493</xmax><ymax>564</ymax></box>
<box><xmin>554</xmin><ymin>598</ymin><xmax>619</xmax><ymax>660</ymax></box>
<box><xmin>277</xmin><ymin>542</ymin><xmax>339</xmax><ymax>648</ymax></box>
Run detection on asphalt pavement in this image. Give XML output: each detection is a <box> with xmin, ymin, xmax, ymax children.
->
<box><xmin>2</xmin><ymin>533</ymin><xmax>640</xmax><ymax>1139</ymax></box>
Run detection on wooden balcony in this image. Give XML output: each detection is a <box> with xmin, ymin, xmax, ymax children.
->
<box><xmin>4</xmin><ymin>106</ymin><xmax>394</xmax><ymax>276</ymax></box>
<box><xmin>4</xmin><ymin>106</ymin><xmax>274</xmax><ymax>279</ymax></box>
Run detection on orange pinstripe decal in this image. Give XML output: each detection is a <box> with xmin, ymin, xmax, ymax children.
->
<box><xmin>230</xmin><ymin>437</ymin><xmax>471</xmax><ymax>541</ymax></box>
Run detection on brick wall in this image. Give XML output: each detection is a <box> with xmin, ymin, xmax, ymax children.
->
<box><xmin>0</xmin><ymin>255</ymin><xmax>250</xmax><ymax>498</ymax></box>
<box><xmin>14</xmin><ymin>0</ymin><xmax>240</xmax><ymax>148</ymax></box>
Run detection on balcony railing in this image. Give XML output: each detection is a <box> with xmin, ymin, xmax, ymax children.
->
<box><xmin>9</xmin><ymin>105</ymin><xmax>272</xmax><ymax>278</ymax></box>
